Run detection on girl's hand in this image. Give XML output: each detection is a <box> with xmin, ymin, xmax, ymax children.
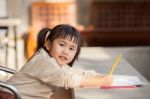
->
<box><xmin>102</xmin><ymin>75</ymin><xmax>113</xmax><ymax>86</ymax></box>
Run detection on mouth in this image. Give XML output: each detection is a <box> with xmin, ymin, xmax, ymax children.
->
<box><xmin>59</xmin><ymin>56</ymin><xmax>67</xmax><ymax>62</ymax></box>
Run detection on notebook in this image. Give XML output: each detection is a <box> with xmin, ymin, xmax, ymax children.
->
<box><xmin>101</xmin><ymin>75</ymin><xmax>146</xmax><ymax>89</ymax></box>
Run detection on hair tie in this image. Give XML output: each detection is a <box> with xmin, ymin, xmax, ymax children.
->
<box><xmin>44</xmin><ymin>29</ymin><xmax>51</xmax><ymax>42</ymax></box>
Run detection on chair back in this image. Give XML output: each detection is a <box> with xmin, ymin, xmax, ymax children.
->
<box><xmin>0</xmin><ymin>66</ymin><xmax>21</xmax><ymax>99</ymax></box>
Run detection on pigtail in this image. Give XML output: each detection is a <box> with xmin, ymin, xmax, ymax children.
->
<box><xmin>36</xmin><ymin>27</ymin><xmax>51</xmax><ymax>52</ymax></box>
<box><xmin>27</xmin><ymin>28</ymin><xmax>51</xmax><ymax>62</ymax></box>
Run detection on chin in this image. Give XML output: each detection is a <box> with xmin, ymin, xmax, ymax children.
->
<box><xmin>58</xmin><ymin>62</ymin><xmax>67</xmax><ymax>65</ymax></box>
<box><xmin>57</xmin><ymin>59</ymin><xmax>69</xmax><ymax>65</ymax></box>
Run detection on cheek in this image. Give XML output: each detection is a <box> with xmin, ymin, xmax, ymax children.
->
<box><xmin>51</xmin><ymin>48</ymin><xmax>61</xmax><ymax>56</ymax></box>
<box><xmin>69</xmin><ymin>51</ymin><xmax>76</xmax><ymax>60</ymax></box>
<box><xmin>50</xmin><ymin>45</ymin><xmax>59</xmax><ymax>57</ymax></box>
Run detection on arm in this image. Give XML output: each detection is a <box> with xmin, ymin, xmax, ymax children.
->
<box><xmin>28</xmin><ymin>53</ymin><xmax>112</xmax><ymax>88</ymax></box>
<box><xmin>69</xmin><ymin>66</ymin><xmax>113</xmax><ymax>87</ymax></box>
<box><xmin>80</xmin><ymin>74</ymin><xmax>113</xmax><ymax>87</ymax></box>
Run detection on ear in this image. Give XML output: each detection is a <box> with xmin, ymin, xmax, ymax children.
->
<box><xmin>44</xmin><ymin>39</ymin><xmax>51</xmax><ymax>51</ymax></box>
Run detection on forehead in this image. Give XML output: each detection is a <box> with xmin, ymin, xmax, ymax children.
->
<box><xmin>55</xmin><ymin>37</ymin><xmax>78</xmax><ymax>46</ymax></box>
<box><xmin>57</xmin><ymin>35</ymin><xmax>79</xmax><ymax>44</ymax></box>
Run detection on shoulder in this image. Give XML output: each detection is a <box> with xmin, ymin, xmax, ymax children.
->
<box><xmin>30</xmin><ymin>48</ymin><xmax>55</xmax><ymax>64</ymax></box>
<box><xmin>23</xmin><ymin>48</ymin><xmax>60</xmax><ymax>71</ymax></box>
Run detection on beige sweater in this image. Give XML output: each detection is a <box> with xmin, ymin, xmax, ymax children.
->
<box><xmin>7</xmin><ymin>48</ymin><xmax>98</xmax><ymax>99</ymax></box>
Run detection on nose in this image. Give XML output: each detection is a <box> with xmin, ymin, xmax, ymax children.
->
<box><xmin>63</xmin><ymin>47</ymin><xmax>69</xmax><ymax>55</ymax></box>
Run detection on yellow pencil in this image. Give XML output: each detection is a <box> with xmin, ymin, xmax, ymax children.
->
<box><xmin>108</xmin><ymin>54</ymin><xmax>122</xmax><ymax>75</ymax></box>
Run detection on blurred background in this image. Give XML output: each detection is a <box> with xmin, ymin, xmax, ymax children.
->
<box><xmin>0</xmin><ymin>0</ymin><xmax>150</xmax><ymax>81</ymax></box>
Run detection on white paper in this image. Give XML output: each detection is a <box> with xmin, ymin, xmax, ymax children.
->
<box><xmin>112</xmin><ymin>75</ymin><xmax>146</xmax><ymax>86</ymax></box>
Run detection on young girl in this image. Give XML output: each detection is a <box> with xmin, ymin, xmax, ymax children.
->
<box><xmin>7</xmin><ymin>24</ymin><xmax>113</xmax><ymax>99</ymax></box>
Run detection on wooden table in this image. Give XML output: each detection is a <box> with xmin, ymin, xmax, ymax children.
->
<box><xmin>73</xmin><ymin>47</ymin><xmax>150</xmax><ymax>99</ymax></box>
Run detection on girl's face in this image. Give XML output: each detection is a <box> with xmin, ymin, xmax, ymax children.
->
<box><xmin>49</xmin><ymin>37</ymin><xmax>78</xmax><ymax>66</ymax></box>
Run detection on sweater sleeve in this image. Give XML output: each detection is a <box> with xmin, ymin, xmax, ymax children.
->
<box><xmin>63</xmin><ymin>65</ymin><xmax>99</xmax><ymax>79</ymax></box>
<box><xmin>26</xmin><ymin>55</ymin><xmax>82</xmax><ymax>89</ymax></box>
<box><xmin>26</xmin><ymin>49</ymin><xmax>99</xmax><ymax>89</ymax></box>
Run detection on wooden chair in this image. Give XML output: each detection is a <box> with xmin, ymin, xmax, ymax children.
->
<box><xmin>54</xmin><ymin>87</ymin><xmax>75</xmax><ymax>99</ymax></box>
<box><xmin>0</xmin><ymin>66</ymin><xmax>21</xmax><ymax>99</ymax></box>
<box><xmin>0</xmin><ymin>66</ymin><xmax>75</xmax><ymax>99</ymax></box>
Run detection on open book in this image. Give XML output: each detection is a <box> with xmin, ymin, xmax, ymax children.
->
<box><xmin>101</xmin><ymin>75</ymin><xmax>146</xmax><ymax>89</ymax></box>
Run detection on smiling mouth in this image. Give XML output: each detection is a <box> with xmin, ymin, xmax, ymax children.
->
<box><xmin>59</xmin><ymin>56</ymin><xmax>67</xmax><ymax>61</ymax></box>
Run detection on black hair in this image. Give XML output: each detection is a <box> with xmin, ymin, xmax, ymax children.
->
<box><xmin>36</xmin><ymin>27</ymin><xmax>50</xmax><ymax>52</ymax></box>
<box><xmin>36</xmin><ymin>24</ymin><xmax>82</xmax><ymax>67</ymax></box>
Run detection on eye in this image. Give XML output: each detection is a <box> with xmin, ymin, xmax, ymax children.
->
<box><xmin>59</xmin><ymin>43</ymin><xmax>65</xmax><ymax>47</ymax></box>
<box><xmin>69</xmin><ymin>47</ymin><xmax>75</xmax><ymax>51</ymax></box>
